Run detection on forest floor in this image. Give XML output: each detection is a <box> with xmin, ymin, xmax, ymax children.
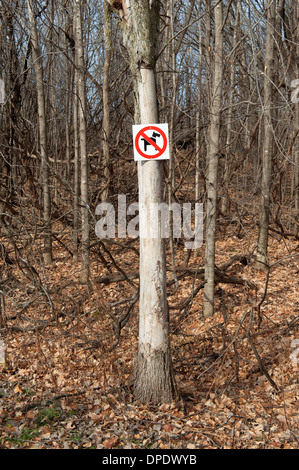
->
<box><xmin>0</xmin><ymin>218</ymin><xmax>298</xmax><ymax>450</ymax></box>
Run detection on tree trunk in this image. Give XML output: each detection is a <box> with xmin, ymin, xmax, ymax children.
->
<box><xmin>101</xmin><ymin>0</ymin><xmax>112</xmax><ymax>203</ymax></box>
<box><xmin>27</xmin><ymin>0</ymin><xmax>52</xmax><ymax>265</ymax></box>
<box><xmin>73</xmin><ymin>19</ymin><xmax>80</xmax><ymax>263</ymax></box>
<box><xmin>294</xmin><ymin>1</ymin><xmax>299</xmax><ymax>234</ymax></box>
<box><xmin>221</xmin><ymin>1</ymin><xmax>240</xmax><ymax>216</ymax></box>
<box><xmin>74</xmin><ymin>0</ymin><xmax>89</xmax><ymax>283</ymax></box>
<box><xmin>64</xmin><ymin>8</ymin><xmax>73</xmax><ymax>183</ymax></box>
<box><xmin>203</xmin><ymin>0</ymin><xmax>223</xmax><ymax>317</ymax></box>
<box><xmin>255</xmin><ymin>1</ymin><xmax>275</xmax><ymax>271</ymax></box>
<box><xmin>204</xmin><ymin>0</ymin><xmax>212</xmax><ymax>112</ymax></box>
<box><xmin>46</xmin><ymin>0</ymin><xmax>57</xmax><ymax>203</ymax></box>
<box><xmin>117</xmin><ymin>0</ymin><xmax>178</xmax><ymax>404</ymax></box>
<box><xmin>195</xmin><ymin>0</ymin><xmax>203</xmax><ymax>204</ymax></box>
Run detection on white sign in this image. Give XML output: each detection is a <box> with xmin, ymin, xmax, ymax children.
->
<box><xmin>133</xmin><ymin>123</ymin><xmax>169</xmax><ymax>161</ymax></box>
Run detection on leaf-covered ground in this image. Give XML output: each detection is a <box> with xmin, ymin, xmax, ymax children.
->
<box><xmin>0</xmin><ymin>223</ymin><xmax>298</xmax><ymax>449</ymax></box>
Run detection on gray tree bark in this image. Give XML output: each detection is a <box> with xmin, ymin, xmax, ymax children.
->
<box><xmin>74</xmin><ymin>0</ymin><xmax>90</xmax><ymax>283</ymax></box>
<box><xmin>27</xmin><ymin>0</ymin><xmax>52</xmax><ymax>265</ymax></box>
<box><xmin>101</xmin><ymin>0</ymin><xmax>112</xmax><ymax>203</ymax></box>
<box><xmin>221</xmin><ymin>0</ymin><xmax>240</xmax><ymax>216</ymax></box>
<box><xmin>73</xmin><ymin>18</ymin><xmax>80</xmax><ymax>263</ymax></box>
<box><xmin>195</xmin><ymin>0</ymin><xmax>203</xmax><ymax>204</ymax></box>
<box><xmin>113</xmin><ymin>0</ymin><xmax>178</xmax><ymax>404</ymax></box>
<box><xmin>255</xmin><ymin>0</ymin><xmax>276</xmax><ymax>271</ymax></box>
<box><xmin>294</xmin><ymin>1</ymin><xmax>299</xmax><ymax>234</ymax></box>
<box><xmin>203</xmin><ymin>0</ymin><xmax>223</xmax><ymax>317</ymax></box>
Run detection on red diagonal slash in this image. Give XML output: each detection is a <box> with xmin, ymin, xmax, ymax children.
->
<box><xmin>140</xmin><ymin>130</ymin><xmax>162</xmax><ymax>153</ymax></box>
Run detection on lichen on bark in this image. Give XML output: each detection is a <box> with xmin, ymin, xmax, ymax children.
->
<box><xmin>121</xmin><ymin>0</ymin><xmax>159</xmax><ymax>67</ymax></box>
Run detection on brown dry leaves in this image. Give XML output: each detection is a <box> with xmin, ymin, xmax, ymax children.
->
<box><xmin>0</xmin><ymin>225</ymin><xmax>298</xmax><ymax>449</ymax></box>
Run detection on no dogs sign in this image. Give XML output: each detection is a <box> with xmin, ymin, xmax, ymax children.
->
<box><xmin>133</xmin><ymin>123</ymin><xmax>169</xmax><ymax>161</ymax></box>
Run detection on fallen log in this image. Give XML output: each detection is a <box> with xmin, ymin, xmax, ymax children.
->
<box><xmin>95</xmin><ymin>254</ymin><xmax>256</xmax><ymax>290</ymax></box>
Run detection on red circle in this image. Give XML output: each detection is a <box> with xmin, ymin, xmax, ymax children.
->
<box><xmin>135</xmin><ymin>126</ymin><xmax>167</xmax><ymax>159</ymax></box>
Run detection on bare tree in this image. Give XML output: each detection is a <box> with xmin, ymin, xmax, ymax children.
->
<box><xmin>203</xmin><ymin>0</ymin><xmax>223</xmax><ymax>317</ymax></box>
<box><xmin>294</xmin><ymin>1</ymin><xmax>299</xmax><ymax>234</ymax></box>
<box><xmin>101</xmin><ymin>0</ymin><xmax>112</xmax><ymax>203</ymax></box>
<box><xmin>221</xmin><ymin>0</ymin><xmax>241</xmax><ymax>216</ymax></box>
<box><xmin>109</xmin><ymin>0</ymin><xmax>178</xmax><ymax>404</ymax></box>
<box><xmin>74</xmin><ymin>0</ymin><xmax>90</xmax><ymax>283</ymax></box>
<box><xmin>195</xmin><ymin>0</ymin><xmax>203</xmax><ymax>204</ymax></box>
<box><xmin>255</xmin><ymin>0</ymin><xmax>276</xmax><ymax>271</ymax></box>
<box><xmin>73</xmin><ymin>10</ymin><xmax>80</xmax><ymax>263</ymax></box>
<box><xmin>27</xmin><ymin>0</ymin><xmax>52</xmax><ymax>265</ymax></box>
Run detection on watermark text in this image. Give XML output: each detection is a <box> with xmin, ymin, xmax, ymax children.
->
<box><xmin>95</xmin><ymin>195</ymin><xmax>203</xmax><ymax>249</ymax></box>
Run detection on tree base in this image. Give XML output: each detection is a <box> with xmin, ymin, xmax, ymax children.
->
<box><xmin>132</xmin><ymin>349</ymin><xmax>178</xmax><ymax>404</ymax></box>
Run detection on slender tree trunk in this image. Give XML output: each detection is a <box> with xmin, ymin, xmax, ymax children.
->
<box><xmin>157</xmin><ymin>1</ymin><xmax>169</xmax><ymax>124</ymax></box>
<box><xmin>6</xmin><ymin>15</ymin><xmax>19</xmax><ymax>192</ymax></box>
<box><xmin>74</xmin><ymin>0</ymin><xmax>89</xmax><ymax>283</ymax></box>
<box><xmin>27</xmin><ymin>0</ymin><xmax>52</xmax><ymax>265</ymax></box>
<box><xmin>167</xmin><ymin>0</ymin><xmax>178</xmax><ymax>289</ymax></box>
<box><xmin>117</xmin><ymin>0</ymin><xmax>178</xmax><ymax>404</ymax></box>
<box><xmin>195</xmin><ymin>0</ymin><xmax>203</xmax><ymax>204</ymax></box>
<box><xmin>205</xmin><ymin>0</ymin><xmax>211</xmax><ymax>112</ymax></box>
<box><xmin>47</xmin><ymin>0</ymin><xmax>58</xmax><ymax>204</ymax></box>
<box><xmin>221</xmin><ymin>1</ymin><xmax>240</xmax><ymax>216</ymax></box>
<box><xmin>168</xmin><ymin>0</ymin><xmax>176</xmax><ymax>192</ymax></box>
<box><xmin>203</xmin><ymin>0</ymin><xmax>223</xmax><ymax>317</ymax></box>
<box><xmin>64</xmin><ymin>9</ymin><xmax>73</xmax><ymax>183</ymax></box>
<box><xmin>101</xmin><ymin>0</ymin><xmax>112</xmax><ymax>203</ymax></box>
<box><xmin>255</xmin><ymin>1</ymin><xmax>275</xmax><ymax>271</ymax></box>
<box><xmin>294</xmin><ymin>1</ymin><xmax>299</xmax><ymax>234</ymax></box>
<box><xmin>73</xmin><ymin>21</ymin><xmax>80</xmax><ymax>263</ymax></box>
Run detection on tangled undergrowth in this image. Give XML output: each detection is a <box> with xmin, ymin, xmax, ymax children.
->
<box><xmin>0</xmin><ymin>222</ymin><xmax>298</xmax><ymax>449</ymax></box>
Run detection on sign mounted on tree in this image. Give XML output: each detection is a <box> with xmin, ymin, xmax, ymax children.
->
<box><xmin>133</xmin><ymin>123</ymin><xmax>169</xmax><ymax>161</ymax></box>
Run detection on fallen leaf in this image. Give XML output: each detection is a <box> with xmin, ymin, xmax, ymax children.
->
<box><xmin>103</xmin><ymin>437</ymin><xmax>119</xmax><ymax>449</ymax></box>
<box><xmin>13</xmin><ymin>384</ymin><xmax>22</xmax><ymax>394</ymax></box>
<box><xmin>89</xmin><ymin>412</ymin><xmax>102</xmax><ymax>423</ymax></box>
<box><xmin>26</xmin><ymin>410</ymin><xmax>37</xmax><ymax>420</ymax></box>
<box><xmin>162</xmin><ymin>424</ymin><xmax>175</xmax><ymax>433</ymax></box>
<box><xmin>187</xmin><ymin>443</ymin><xmax>196</xmax><ymax>449</ymax></box>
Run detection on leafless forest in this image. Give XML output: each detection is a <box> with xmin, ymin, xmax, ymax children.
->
<box><xmin>0</xmin><ymin>0</ymin><xmax>298</xmax><ymax>450</ymax></box>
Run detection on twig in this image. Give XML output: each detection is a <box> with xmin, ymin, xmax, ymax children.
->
<box><xmin>246</xmin><ymin>331</ymin><xmax>279</xmax><ymax>392</ymax></box>
<box><xmin>257</xmin><ymin>253</ymin><xmax>299</xmax><ymax>327</ymax></box>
